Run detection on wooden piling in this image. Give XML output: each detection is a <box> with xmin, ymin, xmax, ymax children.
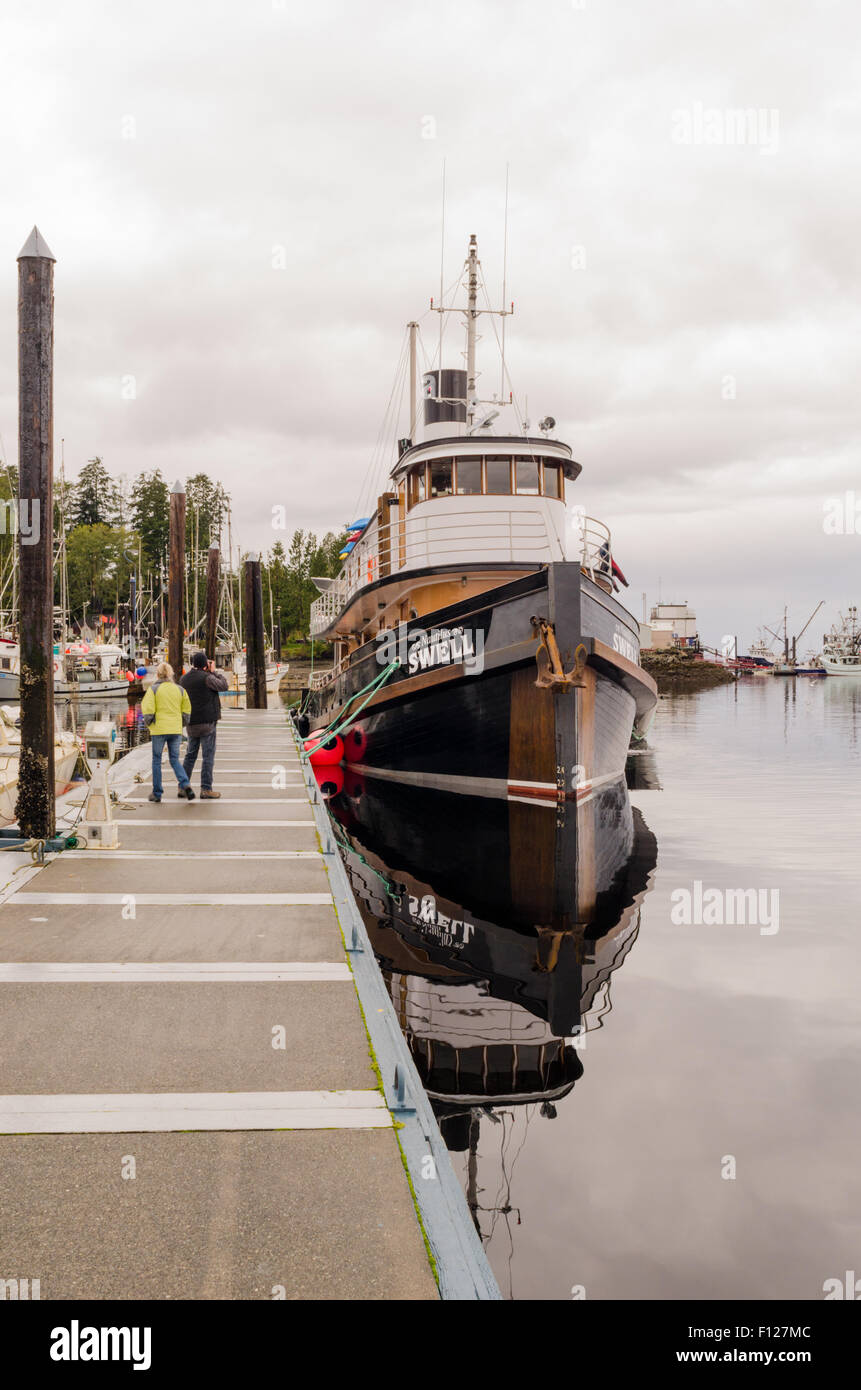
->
<box><xmin>14</xmin><ymin>227</ymin><xmax>56</xmax><ymax>840</ymax></box>
<box><xmin>205</xmin><ymin>546</ymin><xmax>220</xmax><ymax>662</ymax></box>
<box><xmin>129</xmin><ymin>572</ymin><xmax>137</xmax><ymax>663</ymax></box>
<box><xmin>243</xmin><ymin>554</ymin><xmax>267</xmax><ymax>708</ymax></box>
<box><xmin>168</xmin><ymin>481</ymin><xmax>185</xmax><ymax>676</ymax></box>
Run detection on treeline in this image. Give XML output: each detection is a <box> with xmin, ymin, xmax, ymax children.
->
<box><xmin>0</xmin><ymin>457</ymin><xmax>345</xmax><ymax>641</ymax></box>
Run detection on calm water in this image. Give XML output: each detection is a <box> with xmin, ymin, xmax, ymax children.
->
<box><xmin>58</xmin><ymin>696</ymin><xmax>151</xmax><ymax>750</ymax></box>
<box><xmin>57</xmin><ymin>691</ymin><xmax>249</xmax><ymax>750</ymax></box>
<box><xmin>328</xmin><ymin>677</ymin><xmax>861</xmax><ymax>1300</ymax></box>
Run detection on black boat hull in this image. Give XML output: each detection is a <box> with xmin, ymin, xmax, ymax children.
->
<box><xmin>305</xmin><ymin>563</ymin><xmax>657</xmax><ymax>802</ymax></box>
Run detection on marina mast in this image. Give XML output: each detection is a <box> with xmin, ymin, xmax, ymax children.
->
<box><xmin>466</xmin><ymin>234</ymin><xmax>479</xmax><ymax>427</ymax></box>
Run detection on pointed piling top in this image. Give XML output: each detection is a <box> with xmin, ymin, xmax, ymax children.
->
<box><xmin>17</xmin><ymin>226</ymin><xmax>56</xmax><ymax>261</ymax></box>
<box><xmin>170</xmin><ymin>479</ymin><xmax>184</xmax><ymax>495</ymax></box>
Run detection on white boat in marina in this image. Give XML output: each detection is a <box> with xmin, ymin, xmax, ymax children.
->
<box><xmin>0</xmin><ymin>705</ymin><xmax>82</xmax><ymax>826</ymax></box>
<box><xmin>821</xmin><ymin>607</ymin><xmax>861</xmax><ymax>676</ymax></box>
<box><xmin>747</xmin><ymin>635</ymin><xmax>776</xmax><ymax>666</ymax></box>
<box><xmin>214</xmin><ymin>645</ymin><xmax>287</xmax><ymax>698</ymax></box>
<box><xmin>0</xmin><ymin>637</ymin><xmax>20</xmax><ymax>700</ymax></box>
<box><xmin>53</xmin><ymin>641</ymin><xmax>132</xmax><ymax>698</ymax></box>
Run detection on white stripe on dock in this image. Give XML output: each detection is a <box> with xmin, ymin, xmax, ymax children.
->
<box><xmin>127</xmin><ymin>795</ymin><xmax>308</xmax><ymax>804</ymax></box>
<box><xmin>60</xmin><ymin>850</ymin><xmax>319</xmax><ymax>860</ymax></box>
<box><xmin>116</xmin><ymin>819</ymin><xmax>317</xmax><ymax>827</ymax></box>
<box><xmin>9</xmin><ymin>892</ymin><xmax>333</xmax><ymax>907</ymax></box>
<box><xmin>0</xmin><ymin>1090</ymin><xmax>390</xmax><ymax>1134</ymax></box>
<box><xmin>0</xmin><ymin>962</ymin><xmax>351</xmax><ymax>983</ymax></box>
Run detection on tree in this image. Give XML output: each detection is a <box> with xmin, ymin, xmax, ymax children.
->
<box><xmin>130</xmin><ymin>471</ymin><xmax>170</xmax><ymax>573</ymax></box>
<box><xmin>70</xmin><ymin>457</ymin><xmax>120</xmax><ymax>528</ymax></box>
<box><xmin>265</xmin><ymin>528</ymin><xmax>347</xmax><ymax>638</ymax></box>
<box><xmin>185</xmin><ymin>473</ymin><xmax>228</xmax><ymax>553</ymax></box>
<box><xmin>65</xmin><ymin>524</ymin><xmax>139</xmax><ymax>620</ymax></box>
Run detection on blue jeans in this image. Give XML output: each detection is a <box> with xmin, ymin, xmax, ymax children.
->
<box><xmin>150</xmin><ymin>734</ymin><xmax>190</xmax><ymax>798</ymax></box>
<box><xmin>183</xmin><ymin>729</ymin><xmax>217</xmax><ymax>791</ymax></box>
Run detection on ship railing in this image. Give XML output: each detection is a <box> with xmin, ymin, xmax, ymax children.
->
<box><xmin>578</xmin><ymin>516</ymin><xmax>613</xmax><ymax>584</ymax></box>
<box><xmin>309</xmin><ymin>507</ymin><xmax>613</xmax><ymax>635</ymax></box>
<box><xmin>307</xmin><ymin>653</ymin><xmax>355</xmax><ymax>690</ymax></box>
<box><xmin>309</xmin><ymin>585</ymin><xmax>347</xmax><ymax>635</ymax></box>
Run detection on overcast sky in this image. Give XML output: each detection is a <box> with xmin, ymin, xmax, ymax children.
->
<box><xmin>0</xmin><ymin>0</ymin><xmax>857</xmax><ymax>650</ymax></box>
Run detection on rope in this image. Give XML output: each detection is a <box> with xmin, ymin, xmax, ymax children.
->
<box><xmin>299</xmin><ymin>659</ymin><xmax>400</xmax><ymax>758</ymax></box>
<box><xmin>330</xmin><ymin>820</ymin><xmax>402</xmax><ymax>904</ymax></box>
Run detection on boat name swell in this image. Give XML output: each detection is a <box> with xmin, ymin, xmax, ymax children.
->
<box><xmin>407</xmin><ymin>626</ymin><xmax>479</xmax><ymax>676</ymax></box>
<box><xmin>613</xmin><ymin>628</ymin><xmax>639</xmax><ymax>664</ymax></box>
<box><xmin>408</xmin><ymin>894</ymin><xmax>475</xmax><ymax>947</ymax></box>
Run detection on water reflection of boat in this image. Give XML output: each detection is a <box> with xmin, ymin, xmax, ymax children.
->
<box><xmin>625</xmin><ymin>744</ymin><xmax>662</xmax><ymax>791</ymax></box>
<box><xmin>328</xmin><ymin>773</ymin><xmax>657</xmax><ymax>1132</ymax></box>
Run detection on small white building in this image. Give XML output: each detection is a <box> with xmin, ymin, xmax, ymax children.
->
<box><xmin>644</xmin><ymin>602</ymin><xmax>698</xmax><ymax>650</ymax></box>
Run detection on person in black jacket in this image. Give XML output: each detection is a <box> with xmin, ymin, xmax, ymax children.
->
<box><xmin>180</xmin><ymin>651</ymin><xmax>230</xmax><ymax>799</ymax></box>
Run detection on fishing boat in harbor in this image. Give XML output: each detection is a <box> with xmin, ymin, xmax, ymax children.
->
<box><xmin>222</xmin><ymin>647</ymin><xmax>286</xmax><ymax>698</ymax></box>
<box><xmin>53</xmin><ymin>641</ymin><xmax>132</xmax><ymax>698</ymax></box>
<box><xmin>746</xmin><ymin>634</ymin><xmax>776</xmax><ymax>668</ymax></box>
<box><xmin>301</xmin><ymin>235</ymin><xmax>657</xmax><ymax>802</ymax></box>
<box><xmin>764</xmin><ymin>604</ymin><xmax>825</xmax><ymax>677</ymax></box>
<box><xmin>821</xmin><ymin>607</ymin><xmax>861</xmax><ymax>676</ymax></box>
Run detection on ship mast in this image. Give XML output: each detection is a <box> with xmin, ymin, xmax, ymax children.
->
<box><xmin>465</xmin><ymin>234</ymin><xmax>479</xmax><ymax>428</ymax></box>
<box><xmin>430</xmin><ymin>234</ymin><xmax>513</xmax><ymax>429</ymax></box>
<box><xmin>408</xmin><ymin>320</ymin><xmax>418</xmax><ymax>438</ymax></box>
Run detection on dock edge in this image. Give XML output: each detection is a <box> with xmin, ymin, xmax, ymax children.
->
<box><xmin>290</xmin><ymin>718</ymin><xmax>501</xmax><ymax>1302</ymax></box>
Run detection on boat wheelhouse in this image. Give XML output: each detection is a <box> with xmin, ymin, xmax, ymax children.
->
<box><xmin>300</xmin><ymin>235</ymin><xmax>657</xmax><ymax>802</ymax></box>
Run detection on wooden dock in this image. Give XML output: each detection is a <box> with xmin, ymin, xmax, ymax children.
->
<box><xmin>0</xmin><ymin>707</ymin><xmax>440</xmax><ymax>1300</ymax></box>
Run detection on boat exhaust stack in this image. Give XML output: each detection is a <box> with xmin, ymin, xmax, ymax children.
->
<box><xmin>422</xmin><ymin>368</ymin><xmax>467</xmax><ymax>430</ymax></box>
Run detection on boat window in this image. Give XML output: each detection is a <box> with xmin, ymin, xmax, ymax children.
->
<box><xmin>455</xmin><ymin>457</ymin><xmax>482</xmax><ymax>495</ymax></box>
<box><xmin>408</xmin><ymin>464</ymin><xmax>427</xmax><ymax>510</ymax></box>
<box><xmin>429</xmin><ymin>459</ymin><xmax>453</xmax><ymax>497</ymax></box>
<box><xmin>543</xmin><ymin>462</ymin><xmax>562</xmax><ymax>498</ymax></box>
<box><xmin>515</xmin><ymin>457</ymin><xmax>540</xmax><ymax>495</ymax></box>
<box><xmin>485</xmin><ymin>456</ymin><xmax>512</xmax><ymax>494</ymax></box>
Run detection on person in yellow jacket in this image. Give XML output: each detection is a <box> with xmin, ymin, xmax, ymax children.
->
<box><xmin>140</xmin><ymin>661</ymin><xmax>195</xmax><ymax>802</ymax></box>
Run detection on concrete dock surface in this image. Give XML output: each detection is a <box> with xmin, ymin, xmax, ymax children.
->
<box><xmin>0</xmin><ymin>708</ymin><xmax>438</xmax><ymax>1300</ymax></box>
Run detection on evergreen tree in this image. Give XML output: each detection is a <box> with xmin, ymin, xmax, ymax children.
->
<box><xmin>267</xmin><ymin>528</ymin><xmax>347</xmax><ymax>638</ymax></box>
<box><xmin>70</xmin><ymin>457</ymin><xmax>120</xmax><ymax>528</ymax></box>
<box><xmin>130</xmin><ymin>471</ymin><xmax>170</xmax><ymax>573</ymax></box>
<box><xmin>65</xmin><ymin>524</ymin><xmax>139</xmax><ymax>619</ymax></box>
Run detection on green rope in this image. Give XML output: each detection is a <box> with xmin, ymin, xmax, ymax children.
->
<box><xmin>329</xmin><ymin>817</ymin><xmax>402</xmax><ymax>904</ymax></box>
<box><xmin>300</xmin><ymin>658</ymin><xmax>400</xmax><ymax>759</ymax></box>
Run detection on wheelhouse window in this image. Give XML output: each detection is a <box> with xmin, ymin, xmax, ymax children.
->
<box><xmin>485</xmin><ymin>456</ymin><xmax>512</xmax><ymax>494</ymax></box>
<box><xmin>543</xmin><ymin>462</ymin><xmax>562</xmax><ymax>499</ymax></box>
<box><xmin>429</xmin><ymin>459</ymin><xmax>453</xmax><ymax>497</ymax></box>
<box><xmin>402</xmin><ymin>453</ymin><xmax>566</xmax><ymax>502</ymax></box>
<box><xmin>515</xmin><ymin>457</ymin><xmax>540</xmax><ymax>495</ymax></box>
<box><xmin>407</xmin><ymin>464</ymin><xmax>427</xmax><ymax>510</ymax></box>
<box><xmin>455</xmin><ymin>457</ymin><xmax>482</xmax><ymax>494</ymax></box>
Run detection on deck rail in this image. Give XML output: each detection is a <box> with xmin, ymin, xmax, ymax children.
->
<box><xmin>310</xmin><ymin>506</ymin><xmax>614</xmax><ymax>637</ymax></box>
